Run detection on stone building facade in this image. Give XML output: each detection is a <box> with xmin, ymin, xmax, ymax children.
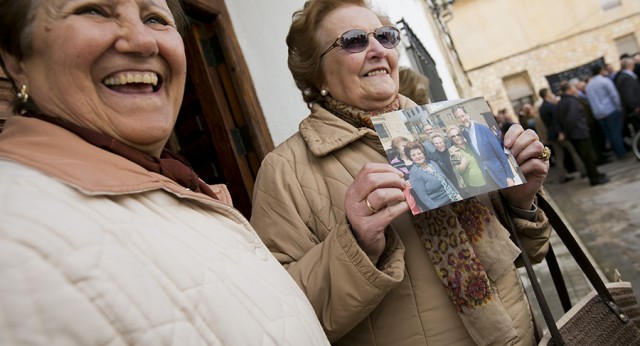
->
<box><xmin>443</xmin><ymin>0</ymin><xmax>640</xmax><ymax>116</ymax></box>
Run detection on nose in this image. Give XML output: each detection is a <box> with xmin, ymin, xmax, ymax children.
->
<box><xmin>114</xmin><ymin>18</ymin><xmax>159</xmax><ymax>57</ymax></box>
<box><xmin>365</xmin><ymin>34</ymin><xmax>388</xmax><ymax>59</ymax></box>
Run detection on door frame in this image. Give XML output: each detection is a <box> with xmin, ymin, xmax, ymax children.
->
<box><xmin>185</xmin><ymin>0</ymin><xmax>273</xmax><ymax>161</ymax></box>
<box><xmin>181</xmin><ymin>0</ymin><xmax>273</xmax><ymax>217</ymax></box>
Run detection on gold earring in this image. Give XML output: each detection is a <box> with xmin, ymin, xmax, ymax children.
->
<box><xmin>16</xmin><ymin>85</ymin><xmax>29</xmax><ymax>103</ymax></box>
<box><xmin>320</xmin><ymin>89</ymin><xmax>328</xmax><ymax>97</ymax></box>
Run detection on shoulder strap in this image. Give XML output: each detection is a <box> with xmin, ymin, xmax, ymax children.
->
<box><xmin>502</xmin><ymin>193</ymin><xmax>632</xmax><ymax>345</ymax></box>
<box><xmin>502</xmin><ymin>194</ymin><xmax>564</xmax><ymax>344</ymax></box>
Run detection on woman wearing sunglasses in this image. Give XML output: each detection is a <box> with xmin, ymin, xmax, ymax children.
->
<box><xmin>251</xmin><ymin>0</ymin><xmax>552</xmax><ymax>345</ymax></box>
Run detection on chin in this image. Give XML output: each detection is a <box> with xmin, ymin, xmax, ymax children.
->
<box><xmin>118</xmin><ymin>123</ymin><xmax>172</xmax><ymax>149</ymax></box>
<box><xmin>364</xmin><ymin>92</ymin><xmax>397</xmax><ymax>108</ymax></box>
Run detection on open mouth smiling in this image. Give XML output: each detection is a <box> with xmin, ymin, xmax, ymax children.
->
<box><xmin>103</xmin><ymin>72</ymin><xmax>162</xmax><ymax>93</ymax></box>
<box><xmin>364</xmin><ymin>68</ymin><xmax>389</xmax><ymax>77</ymax></box>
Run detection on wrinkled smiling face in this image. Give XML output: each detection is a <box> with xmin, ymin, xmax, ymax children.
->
<box><xmin>432</xmin><ymin>136</ymin><xmax>446</xmax><ymax>152</ymax></box>
<box><xmin>7</xmin><ymin>0</ymin><xmax>186</xmax><ymax>155</ymax></box>
<box><xmin>449</xmin><ymin>131</ymin><xmax>464</xmax><ymax>145</ymax></box>
<box><xmin>317</xmin><ymin>5</ymin><xmax>399</xmax><ymax>111</ymax></box>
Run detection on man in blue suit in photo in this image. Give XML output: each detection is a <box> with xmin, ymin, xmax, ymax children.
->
<box><xmin>454</xmin><ymin>106</ymin><xmax>516</xmax><ymax>190</ymax></box>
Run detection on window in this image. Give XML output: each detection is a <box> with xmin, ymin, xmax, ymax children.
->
<box><xmin>397</xmin><ymin>19</ymin><xmax>447</xmax><ymax>102</ymax></box>
<box><xmin>374</xmin><ymin>123</ymin><xmax>390</xmax><ymax>139</ymax></box>
<box><xmin>615</xmin><ymin>34</ymin><xmax>640</xmax><ymax>57</ymax></box>
<box><xmin>599</xmin><ymin>0</ymin><xmax>621</xmax><ymax>11</ymax></box>
<box><xmin>503</xmin><ymin>72</ymin><xmax>535</xmax><ymax>115</ymax></box>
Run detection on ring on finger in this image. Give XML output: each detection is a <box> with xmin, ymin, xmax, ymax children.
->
<box><xmin>365</xmin><ymin>197</ymin><xmax>379</xmax><ymax>214</ymax></box>
<box><xmin>538</xmin><ymin>146</ymin><xmax>551</xmax><ymax>161</ymax></box>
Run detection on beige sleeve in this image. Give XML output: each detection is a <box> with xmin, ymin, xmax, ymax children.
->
<box><xmin>491</xmin><ymin>191</ymin><xmax>552</xmax><ymax>264</ymax></box>
<box><xmin>250</xmin><ymin>152</ymin><xmax>405</xmax><ymax>342</ymax></box>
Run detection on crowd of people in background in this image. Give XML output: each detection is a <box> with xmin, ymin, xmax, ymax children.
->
<box><xmin>502</xmin><ymin>53</ymin><xmax>640</xmax><ymax>187</ymax></box>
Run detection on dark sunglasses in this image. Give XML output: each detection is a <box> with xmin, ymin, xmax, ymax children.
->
<box><xmin>320</xmin><ymin>26</ymin><xmax>401</xmax><ymax>58</ymax></box>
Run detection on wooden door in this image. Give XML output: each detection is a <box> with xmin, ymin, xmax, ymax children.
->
<box><xmin>167</xmin><ymin>3</ymin><xmax>273</xmax><ymax>218</ymax></box>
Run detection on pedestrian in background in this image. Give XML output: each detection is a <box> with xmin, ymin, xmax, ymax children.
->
<box><xmin>556</xmin><ymin>82</ymin><xmax>609</xmax><ymax>186</ymax></box>
<box><xmin>538</xmin><ymin>88</ymin><xmax>586</xmax><ymax>183</ymax></box>
<box><xmin>569</xmin><ymin>78</ymin><xmax>610</xmax><ymax>165</ymax></box>
<box><xmin>616</xmin><ymin>57</ymin><xmax>640</xmax><ymax>139</ymax></box>
<box><xmin>585</xmin><ymin>65</ymin><xmax>627</xmax><ymax>159</ymax></box>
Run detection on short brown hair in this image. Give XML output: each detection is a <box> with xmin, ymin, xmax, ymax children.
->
<box><xmin>286</xmin><ymin>0</ymin><xmax>391</xmax><ymax>106</ymax></box>
<box><xmin>404</xmin><ymin>140</ymin><xmax>426</xmax><ymax>159</ymax></box>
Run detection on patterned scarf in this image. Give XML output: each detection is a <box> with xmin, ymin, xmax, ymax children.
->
<box><xmin>322</xmin><ymin>98</ymin><xmax>521</xmax><ymax>345</ymax></box>
<box><xmin>412</xmin><ymin>198</ymin><xmax>521</xmax><ymax>345</ymax></box>
<box><xmin>322</xmin><ymin>95</ymin><xmax>401</xmax><ymax>129</ymax></box>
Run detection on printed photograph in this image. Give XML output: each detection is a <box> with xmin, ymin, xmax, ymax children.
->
<box><xmin>370</xmin><ymin>97</ymin><xmax>526</xmax><ymax>215</ymax></box>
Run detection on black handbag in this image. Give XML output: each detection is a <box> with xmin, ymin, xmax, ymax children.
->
<box><xmin>503</xmin><ymin>193</ymin><xmax>640</xmax><ymax>345</ymax></box>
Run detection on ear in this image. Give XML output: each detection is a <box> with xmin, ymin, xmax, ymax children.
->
<box><xmin>0</xmin><ymin>50</ymin><xmax>27</xmax><ymax>86</ymax></box>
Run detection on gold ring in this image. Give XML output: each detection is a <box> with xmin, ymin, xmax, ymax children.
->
<box><xmin>365</xmin><ymin>198</ymin><xmax>379</xmax><ymax>214</ymax></box>
<box><xmin>538</xmin><ymin>146</ymin><xmax>551</xmax><ymax>161</ymax></box>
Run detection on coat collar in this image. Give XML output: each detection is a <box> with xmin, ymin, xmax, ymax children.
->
<box><xmin>299</xmin><ymin>95</ymin><xmax>415</xmax><ymax>157</ymax></box>
<box><xmin>0</xmin><ymin>116</ymin><xmax>232</xmax><ymax>205</ymax></box>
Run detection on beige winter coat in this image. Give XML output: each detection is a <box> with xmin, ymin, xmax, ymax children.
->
<box><xmin>251</xmin><ymin>95</ymin><xmax>551</xmax><ymax>345</ymax></box>
<box><xmin>0</xmin><ymin>116</ymin><xmax>329</xmax><ymax>345</ymax></box>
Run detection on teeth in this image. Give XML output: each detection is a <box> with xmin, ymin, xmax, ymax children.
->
<box><xmin>366</xmin><ymin>69</ymin><xmax>388</xmax><ymax>77</ymax></box>
<box><xmin>104</xmin><ymin>72</ymin><xmax>158</xmax><ymax>87</ymax></box>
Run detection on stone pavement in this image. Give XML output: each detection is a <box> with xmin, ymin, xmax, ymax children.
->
<box><xmin>519</xmin><ymin>152</ymin><xmax>640</xmax><ymax>328</ymax></box>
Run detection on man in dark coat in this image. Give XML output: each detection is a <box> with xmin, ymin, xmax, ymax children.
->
<box><xmin>617</xmin><ymin>58</ymin><xmax>640</xmax><ymax>118</ymax></box>
<box><xmin>555</xmin><ymin>82</ymin><xmax>609</xmax><ymax>186</ymax></box>
<box><xmin>538</xmin><ymin>88</ymin><xmax>586</xmax><ymax>183</ymax></box>
<box><xmin>616</xmin><ymin>57</ymin><xmax>640</xmax><ymax>145</ymax></box>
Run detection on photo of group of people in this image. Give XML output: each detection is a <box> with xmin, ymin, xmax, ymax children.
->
<box><xmin>371</xmin><ymin>97</ymin><xmax>526</xmax><ymax>215</ymax></box>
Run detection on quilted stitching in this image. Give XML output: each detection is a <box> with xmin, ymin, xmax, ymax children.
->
<box><xmin>0</xmin><ymin>160</ymin><xmax>329</xmax><ymax>345</ymax></box>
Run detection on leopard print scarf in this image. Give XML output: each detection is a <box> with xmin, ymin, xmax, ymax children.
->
<box><xmin>322</xmin><ymin>95</ymin><xmax>401</xmax><ymax>130</ymax></box>
<box><xmin>412</xmin><ymin>198</ymin><xmax>521</xmax><ymax>345</ymax></box>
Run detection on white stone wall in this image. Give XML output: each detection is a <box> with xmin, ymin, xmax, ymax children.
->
<box><xmin>226</xmin><ymin>0</ymin><xmax>457</xmax><ymax>145</ymax></box>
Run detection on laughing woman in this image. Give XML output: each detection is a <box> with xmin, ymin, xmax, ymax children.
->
<box><xmin>0</xmin><ymin>0</ymin><xmax>328</xmax><ymax>344</ymax></box>
<box><xmin>250</xmin><ymin>0</ymin><xmax>553</xmax><ymax>345</ymax></box>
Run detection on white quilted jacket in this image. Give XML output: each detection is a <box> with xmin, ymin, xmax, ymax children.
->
<box><xmin>0</xmin><ymin>116</ymin><xmax>329</xmax><ymax>346</ymax></box>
